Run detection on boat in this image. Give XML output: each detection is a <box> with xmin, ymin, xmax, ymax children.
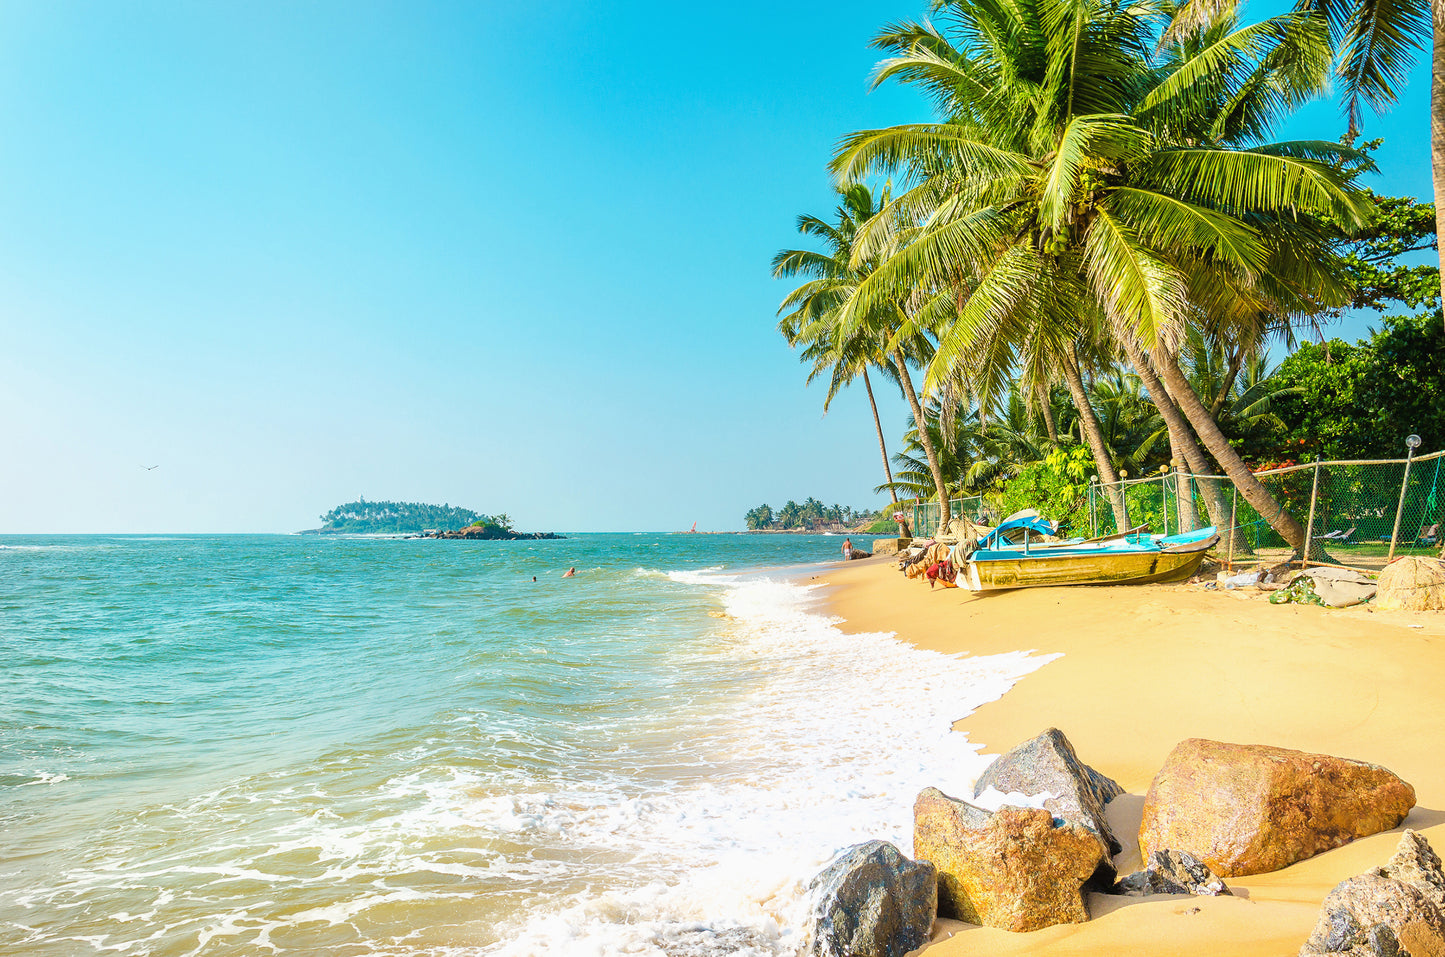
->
<box><xmin>954</xmin><ymin>511</ymin><xmax>1219</xmax><ymax>592</ymax></box>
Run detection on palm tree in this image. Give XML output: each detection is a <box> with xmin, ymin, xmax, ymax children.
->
<box><xmin>828</xmin><ymin>0</ymin><xmax>1368</xmax><ymax>552</ymax></box>
<box><xmin>773</xmin><ymin>185</ymin><xmax>955</xmax><ymax>533</ymax></box>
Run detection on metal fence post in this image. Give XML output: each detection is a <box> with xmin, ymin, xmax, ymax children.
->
<box><xmin>1089</xmin><ymin>477</ymin><xmax>1098</xmax><ymax>538</ymax></box>
<box><xmin>1174</xmin><ymin>467</ymin><xmax>1184</xmax><ymax>534</ymax></box>
<box><xmin>1387</xmin><ymin>437</ymin><xmax>1421</xmax><ymax>562</ymax></box>
<box><xmin>1228</xmin><ymin>485</ymin><xmax>1238</xmax><ymax>568</ymax></box>
<box><xmin>1121</xmin><ymin>479</ymin><xmax>1130</xmax><ymax>532</ymax></box>
<box><xmin>1302</xmin><ymin>462</ymin><xmax>1321</xmax><ymax>569</ymax></box>
<box><xmin>1160</xmin><ymin>472</ymin><xmax>1170</xmax><ymax>536</ymax></box>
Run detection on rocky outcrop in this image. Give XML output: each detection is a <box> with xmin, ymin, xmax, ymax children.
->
<box><xmin>974</xmin><ymin>728</ymin><xmax>1126</xmax><ymax>857</ymax></box>
<box><xmin>914</xmin><ymin>787</ymin><xmax>1107</xmax><ymax>932</ymax></box>
<box><xmin>429</xmin><ymin>528</ymin><xmax>564</xmax><ymax>540</ymax></box>
<box><xmin>1375</xmin><ymin>557</ymin><xmax>1445</xmax><ymax>611</ymax></box>
<box><xmin>1115</xmin><ymin>849</ymin><xmax>1231</xmax><ymax>897</ymax></box>
<box><xmin>1139</xmin><ymin>739</ymin><xmax>1416</xmax><ymax>877</ymax></box>
<box><xmin>871</xmin><ymin>538</ymin><xmax>907</xmax><ymax>556</ymax></box>
<box><xmin>799</xmin><ymin>841</ymin><xmax>936</xmax><ymax>957</ymax></box>
<box><xmin>1301</xmin><ymin>831</ymin><xmax>1445</xmax><ymax>956</ymax></box>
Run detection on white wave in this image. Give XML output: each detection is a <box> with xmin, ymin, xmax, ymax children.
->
<box><xmin>485</xmin><ymin>571</ymin><xmax>1058</xmax><ymax>955</ymax></box>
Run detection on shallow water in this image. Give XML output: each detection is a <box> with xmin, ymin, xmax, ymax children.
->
<box><xmin>0</xmin><ymin>533</ymin><xmax>1051</xmax><ymax>956</ymax></box>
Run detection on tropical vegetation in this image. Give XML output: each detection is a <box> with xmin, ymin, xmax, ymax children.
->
<box><xmin>315</xmin><ymin>499</ymin><xmax>503</xmax><ymax>534</ymax></box>
<box><xmin>744</xmin><ymin>499</ymin><xmax>881</xmax><ymax>531</ymax></box>
<box><xmin>771</xmin><ymin>0</ymin><xmax>1442</xmax><ymax>555</ymax></box>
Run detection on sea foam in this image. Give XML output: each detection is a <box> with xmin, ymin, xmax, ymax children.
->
<box><xmin>485</xmin><ymin>569</ymin><xmax>1058</xmax><ymax>956</ymax></box>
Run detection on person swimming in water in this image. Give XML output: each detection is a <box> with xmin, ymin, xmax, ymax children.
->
<box><xmin>562</xmin><ymin>567</ymin><xmax>576</xmax><ymax>578</ymax></box>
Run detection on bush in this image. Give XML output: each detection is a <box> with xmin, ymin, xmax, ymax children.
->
<box><xmin>993</xmin><ymin>447</ymin><xmax>1095</xmax><ymax>533</ymax></box>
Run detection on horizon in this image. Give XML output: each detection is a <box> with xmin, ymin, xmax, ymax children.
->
<box><xmin>0</xmin><ymin>1</ymin><xmax>1434</xmax><ymax>535</ymax></box>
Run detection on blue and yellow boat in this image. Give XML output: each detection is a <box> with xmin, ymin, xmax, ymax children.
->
<box><xmin>955</xmin><ymin>512</ymin><xmax>1219</xmax><ymax>592</ymax></box>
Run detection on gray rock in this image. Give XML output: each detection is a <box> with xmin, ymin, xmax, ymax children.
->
<box><xmin>799</xmin><ymin>840</ymin><xmax>936</xmax><ymax>957</ymax></box>
<box><xmin>973</xmin><ymin>728</ymin><xmax>1125</xmax><ymax>857</ymax></box>
<box><xmin>1115</xmin><ymin>849</ymin><xmax>1231</xmax><ymax>897</ymax></box>
<box><xmin>1300</xmin><ymin>830</ymin><xmax>1445</xmax><ymax>956</ymax></box>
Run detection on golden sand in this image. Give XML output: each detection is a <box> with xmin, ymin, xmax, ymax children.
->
<box><xmin>815</xmin><ymin>556</ymin><xmax>1445</xmax><ymax>956</ymax></box>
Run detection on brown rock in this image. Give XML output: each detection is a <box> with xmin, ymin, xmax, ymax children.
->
<box><xmin>1300</xmin><ymin>831</ymin><xmax>1445</xmax><ymax>955</ymax></box>
<box><xmin>913</xmin><ymin>786</ymin><xmax>1107</xmax><ymax>932</ymax></box>
<box><xmin>1140</xmin><ymin>739</ymin><xmax>1416</xmax><ymax>877</ymax></box>
<box><xmin>1375</xmin><ymin>557</ymin><xmax>1445</xmax><ymax>611</ymax></box>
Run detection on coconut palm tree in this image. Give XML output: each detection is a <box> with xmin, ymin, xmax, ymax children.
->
<box><xmin>773</xmin><ymin>185</ymin><xmax>956</xmax><ymax>533</ymax></box>
<box><xmin>828</xmin><ymin>0</ymin><xmax>1368</xmax><ymax>552</ymax></box>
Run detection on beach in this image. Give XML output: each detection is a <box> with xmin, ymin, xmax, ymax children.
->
<box><xmin>818</xmin><ymin>555</ymin><xmax>1445</xmax><ymax>957</ymax></box>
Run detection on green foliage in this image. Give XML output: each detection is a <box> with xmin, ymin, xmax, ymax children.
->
<box><xmin>1271</xmin><ymin>312</ymin><xmax>1445</xmax><ymax>459</ymax></box>
<box><xmin>318</xmin><ymin>499</ymin><xmax>490</xmax><ymax>534</ymax></box>
<box><xmin>1335</xmin><ymin>186</ymin><xmax>1439</xmax><ymax>313</ymax></box>
<box><xmin>744</xmin><ymin>498</ymin><xmax>880</xmax><ymax>530</ymax></box>
<box><xmin>467</xmin><ymin>513</ymin><xmax>516</xmax><ymax>534</ymax></box>
<box><xmin>994</xmin><ymin>447</ymin><xmax>1096</xmax><ymax>534</ymax></box>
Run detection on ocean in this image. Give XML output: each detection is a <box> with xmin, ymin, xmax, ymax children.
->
<box><xmin>0</xmin><ymin>533</ymin><xmax>1050</xmax><ymax>956</ymax></box>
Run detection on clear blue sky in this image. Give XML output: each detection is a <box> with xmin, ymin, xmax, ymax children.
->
<box><xmin>0</xmin><ymin>1</ymin><xmax>1432</xmax><ymax>533</ymax></box>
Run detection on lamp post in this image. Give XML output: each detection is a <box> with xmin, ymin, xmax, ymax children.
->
<box><xmin>1387</xmin><ymin>434</ymin><xmax>1422</xmax><ymax>563</ymax></box>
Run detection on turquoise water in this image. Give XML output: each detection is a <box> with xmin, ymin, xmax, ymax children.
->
<box><xmin>0</xmin><ymin>534</ymin><xmax>1048</xmax><ymax>956</ymax></box>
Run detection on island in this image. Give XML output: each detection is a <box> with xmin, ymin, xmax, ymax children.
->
<box><xmin>299</xmin><ymin>499</ymin><xmax>563</xmax><ymax>539</ymax></box>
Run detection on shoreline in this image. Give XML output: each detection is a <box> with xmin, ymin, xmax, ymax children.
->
<box><xmin>814</xmin><ymin>556</ymin><xmax>1445</xmax><ymax>956</ymax></box>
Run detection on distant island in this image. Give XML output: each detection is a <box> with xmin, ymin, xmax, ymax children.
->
<box><xmin>744</xmin><ymin>498</ymin><xmax>887</xmax><ymax>532</ymax></box>
<box><xmin>300</xmin><ymin>499</ymin><xmax>562</xmax><ymax>539</ymax></box>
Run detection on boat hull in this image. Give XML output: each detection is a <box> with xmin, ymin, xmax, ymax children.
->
<box><xmin>963</xmin><ymin>547</ymin><xmax>1211</xmax><ymax>592</ymax></box>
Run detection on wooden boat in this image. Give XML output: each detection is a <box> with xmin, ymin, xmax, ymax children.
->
<box><xmin>957</xmin><ymin>513</ymin><xmax>1219</xmax><ymax>592</ymax></box>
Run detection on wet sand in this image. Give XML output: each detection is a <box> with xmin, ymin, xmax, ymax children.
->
<box><xmin>815</xmin><ymin>555</ymin><xmax>1445</xmax><ymax>956</ymax></box>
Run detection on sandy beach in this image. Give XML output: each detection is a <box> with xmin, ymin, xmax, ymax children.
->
<box><xmin>817</xmin><ymin>556</ymin><xmax>1445</xmax><ymax>956</ymax></box>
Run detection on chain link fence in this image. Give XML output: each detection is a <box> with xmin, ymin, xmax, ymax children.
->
<box><xmin>910</xmin><ymin>450</ymin><xmax>1445</xmax><ymax>572</ymax></box>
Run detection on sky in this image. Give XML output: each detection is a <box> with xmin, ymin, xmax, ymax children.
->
<box><xmin>0</xmin><ymin>1</ymin><xmax>1434</xmax><ymax>533</ymax></box>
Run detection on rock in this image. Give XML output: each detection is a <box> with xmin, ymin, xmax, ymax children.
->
<box><xmin>846</xmin><ymin>548</ymin><xmax>873</xmax><ymax>560</ymax></box>
<box><xmin>1140</xmin><ymin>739</ymin><xmax>1416</xmax><ymax>877</ymax></box>
<box><xmin>871</xmin><ymin>538</ymin><xmax>902</xmax><ymax>557</ymax></box>
<box><xmin>1301</xmin><ymin>831</ymin><xmax>1445</xmax><ymax>956</ymax></box>
<box><xmin>974</xmin><ymin>728</ymin><xmax>1126</xmax><ymax>857</ymax></box>
<box><xmin>1115</xmin><ymin>849</ymin><xmax>1232</xmax><ymax>897</ymax></box>
<box><xmin>799</xmin><ymin>840</ymin><xmax>936</xmax><ymax>957</ymax></box>
<box><xmin>1375</xmin><ymin>558</ymin><xmax>1445</xmax><ymax>611</ymax></box>
<box><xmin>913</xmin><ymin>787</ymin><xmax>1107</xmax><ymax>932</ymax></box>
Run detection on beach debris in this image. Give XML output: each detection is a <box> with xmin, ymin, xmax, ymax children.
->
<box><xmin>799</xmin><ymin>840</ymin><xmax>936</xmax><ymax>957</ymax></box>
<box><xmin>1139</xmin><ymin>739</ymin><xmax>1416</xmax><ymax>877</ymax></box>
<box><xmin>1270</xmin><ymin>568</ymin><xmax>1377</xmax><ymax>608</ymax></box>
<box><xmin>913</xmin><ymin>787</ymin><xmax>1106</xmax><ymax>932</ymax></box>
<box><xmin>972</xmin><ymin>728</ymin><xmax>1126</xmax><ymax>859</ymax></box>
<box><xmin>1115</xmin><ymin>849</ymin><xmax>1232</xmax><ymax>897</ymax></box>
<box><xmin>1300</xmin><ymin>830</ymin><xmax>1445</xmax><ymax>956</ymax></box>
<box><xmin>1375</xmin><ymin>557</ymin><xmax>1445</xmax><ymax>611</ymax></box>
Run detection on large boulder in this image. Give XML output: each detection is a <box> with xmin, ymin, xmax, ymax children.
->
<box><xmin>1115</xmin><ymin>849</ymin><xmax>1231</xmax><ymax>897</ymax></box>
<box><xmin>974</xmin><ymin>728</ymin><xmax>1126</xmax><ymax>857</ymax></box>
<box><xmin>914</xmin><ymin>787</ymin><xmax>1107</xmax><ymax>932</ymax></box>
<box><xmin>1301</xmin><ymin>831</ymin><xmax>1445</xmax><ymax>956</ymax></box>
<box><xmin>1375</xmin><ymin>557</ymin><xmax>1445</xmax><ymax>611</ymax></box>
<box><xmin>1139</xmin><ymin>739</ymin><xmax>1416</xmax><ymax>877</ymax></box>
<box><xmin>798</xmin><ymin>840</ymin><xmax>937</xmax><ymax>957</ymax></box>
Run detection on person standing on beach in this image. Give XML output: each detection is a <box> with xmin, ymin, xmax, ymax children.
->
<box><xmin>841</xmin><ymin>538</ymin><xmax>852</xmax><ymax>562</ymax></box>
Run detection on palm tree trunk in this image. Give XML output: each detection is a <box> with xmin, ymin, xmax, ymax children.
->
<box><xmin>1121</xmin><ymin>338</ymin><xmax>1251</xmax><ymax>554</ymax></box>
<box><xmin>892</xmin><ymin>350</ymin><xmax>952</xmax><ymax>535</ymax></box>
<box><xmin>863</xmin><ymin>368</ymin><xmax>900</xmax><ymax>506</ymax></box>
<box><xmin>1060</xmin><ymin>348</ymin><xmax>1128</xmax><ymax>530</ymax></box>
<box><xmin>1038</xmin><ymin>387</ymin><xmax>1060</xmax><ymax>443</ymax></box>
<box><xmin>1434</xmin><ymin>12</ymin><xmax>1445</xmax><ymax>323</ymax></box>
<box><xmin>1151</xmin><ymin>347</ymin><xmax>1307</xmax><ymax>553</ymax></box>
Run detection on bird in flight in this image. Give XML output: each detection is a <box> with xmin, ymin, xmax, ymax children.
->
<box><xmin>143</xmin><ymin>465</ymin><xmax>159</xmax><ymax>471</ymax></box>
